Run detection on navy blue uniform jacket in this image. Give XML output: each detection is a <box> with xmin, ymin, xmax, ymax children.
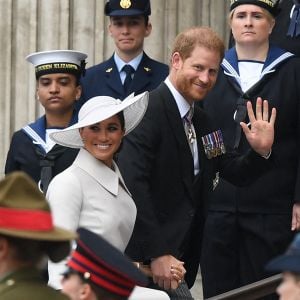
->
<box><xmin>5</xmin><ymin>115</ymin><xmax>78</xmax><ymax>189</ymax></box>
<box><xmin>79</xmin><ymin>52</ymin><xmax>169</xmax><ymax>105</ymax></box>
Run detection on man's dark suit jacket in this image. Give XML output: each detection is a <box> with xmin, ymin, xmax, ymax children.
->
<box><xmin>79</xmin><ymin>52</ymin><xmax>169</xmax><ymax>106</ymax></box>
<box><xmin>117</xmin><ymin>83</ymin><xmax>273</xmax><ymax>287</ymax></box>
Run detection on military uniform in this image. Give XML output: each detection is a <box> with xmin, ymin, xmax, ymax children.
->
<box><xmin>5</xmin><ymin>114</ymin><xmax>79</xmax><ymax>192</ymax></box>
<box><xmin>79</xmin><ymin>52</ymin><xmax>169</xmax><ymax>103</ymax></box>
<box><xmin>0</xmin><ymin>267</ymin><xmax>69</xmax><ymax>300</ymax></box>
<box><xmin>5</xmin><ymin>49</ymin><xmax>87</xmax><ymax>193</ymax></box>
<box><xmin>201</xmin><ymin>45</ymin><xmax>299</xmax><ymax>298</ymax></box>
<box><xmin>77</xmin><ymin>0</ymin><xmax>169</xmax><ymax>108</ymax></box>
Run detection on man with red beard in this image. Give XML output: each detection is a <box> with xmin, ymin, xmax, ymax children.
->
<box><xmin>117</xmin><ymin>26</ymin><xmax>276</xmax><ymax>299</ymax></box>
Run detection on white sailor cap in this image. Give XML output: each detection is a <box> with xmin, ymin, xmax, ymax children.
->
<box><xmin>26</xmin><ymin>50</ymin><xmax>87</xmax><ymax>79</ymax></box>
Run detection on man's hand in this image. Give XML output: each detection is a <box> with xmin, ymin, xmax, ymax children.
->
<box><xmin>240</xmin><ymin>97</ymin><xmax>276</xmax><ymax>157</ymax></box>
<box><xmin>291</xmin><ymin>203</ymin><xmax>300</xmax><ymax>231</ymax></box>
<box><xmin>150</xmin><ymin>255</ymin><xmax>186</xmax><ymax>290</ymax></box>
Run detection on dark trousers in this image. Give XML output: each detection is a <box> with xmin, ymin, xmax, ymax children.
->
<box><xmin>201</xmin><ymin>211</ymin><xmax>294</xmax><ymax>299</ymax></box>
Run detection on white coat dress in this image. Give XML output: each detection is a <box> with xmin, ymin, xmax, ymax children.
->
<box><xmin>46</xmin><ymin>148</ymin><xmax>136</xmax><ymax>288</ymax></box>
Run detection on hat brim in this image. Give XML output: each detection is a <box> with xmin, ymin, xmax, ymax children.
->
<box><xmin>75</xmin><ymin>228</ymin><xmax>148</xmax><ymax>286</ymax></box>
<box><xmin>230</xmin><ymin>1</ymin><xmax>279</xmax><ymax>16</ymax></box>
<box><xmin>50</xmin><ymin>92</ymin><xmax>149</xmax><ymax>148</ymax></box>
<box><xmin>107</xmin><ymin>9</ymin><xmax>146</xmax><ymax>16</ymax></box>
<box><xmin>0</xmin><ymin>226</ymin><xmax>77</xmax><ymax>262</ymax></box>
<box><xmin>266</xmin><ymin>254</ymin><xmax>300</xmax><ymax>273</ymax></box>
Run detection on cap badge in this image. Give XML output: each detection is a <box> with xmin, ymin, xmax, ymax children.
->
<box><xmin>120</xmin><ymin>0</ymin><xmax>131</xmax><ymax>9</ymax></box>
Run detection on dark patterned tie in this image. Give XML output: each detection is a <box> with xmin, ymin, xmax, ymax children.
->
<box><xmin>183</xmin><ymin>107</ymin><xmax>196</xmax><ymax>156</ymax></box>
<box><xmin>122</xmin><ymin>64</ymin><xmax>135</xmax><ymax>94</ymax></box>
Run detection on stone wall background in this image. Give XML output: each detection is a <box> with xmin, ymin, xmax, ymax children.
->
<box><xmin>0</xmin><ymin>0</ymin><xmax>230</xmax><ymax>176</ymax></box>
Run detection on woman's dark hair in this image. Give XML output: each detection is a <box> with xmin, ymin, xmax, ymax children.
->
<box><xmin>116</xmin><ymin>111</ymin><xmax>125</xmax><ymax>130</ymax></box>
<box><xmin>114</xmin><ymin>111</ymin><xmax>125</xmax><ymax>157</ymax></box>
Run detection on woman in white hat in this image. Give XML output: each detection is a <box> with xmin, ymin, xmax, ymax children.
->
<box><xmin>45</xmin><ymin>92</ymin><xmax>149</xmax><ymax>288</ymax></box>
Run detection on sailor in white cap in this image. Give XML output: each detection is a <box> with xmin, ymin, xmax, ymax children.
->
<box><xmin>5</xmin><ymin>50</ymin><xmax>87</xmax><ymax>194</ymax></box>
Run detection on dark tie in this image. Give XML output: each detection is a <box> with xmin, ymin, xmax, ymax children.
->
<box><xmin>233</xmin><ymin>97</ymin><xmax>247</xmax><ymax>148</ymax></box>
<box><xmin>183</xmin><ymin>108</ymin><xmax>196</xmax><ymax>156</ymax></box>
<box><xmin>122</xmin><ymin>64</ymin><xmax>135</xmax><ymax>94</ymax></box>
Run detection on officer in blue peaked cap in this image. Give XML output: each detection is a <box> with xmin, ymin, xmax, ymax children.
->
<box><xmin>105</xmin><ymin>0</ymin><xmax>151</xmax><ymax>16</ymax></box>
<box><xmin>78</xmin><ymin>0</ymin><xmax>169</xmax><ymax>105</ymax></box>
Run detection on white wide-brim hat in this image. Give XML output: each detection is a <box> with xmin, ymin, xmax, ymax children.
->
<box><xmin>50</xmin><ymin>92</ymin><xmax>149</xmax><ymax>148</ymax></box>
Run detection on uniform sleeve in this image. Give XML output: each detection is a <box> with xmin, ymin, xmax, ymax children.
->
<box><xmin>5</xmin><ymin>133</ymin><xmax>20</xmax><ymax>174</ymax></box>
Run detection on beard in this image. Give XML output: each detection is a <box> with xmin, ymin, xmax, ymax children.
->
<box><xmin>175</xmin><ymin>72</ymin><xmax>209</xmax><ymax>103</ymax></box>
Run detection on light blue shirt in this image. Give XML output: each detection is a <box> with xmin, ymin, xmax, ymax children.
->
<box><xmin>114</xmin><ymin>52</ymin><xmax>143</xmax><ymax>84</ymax></box>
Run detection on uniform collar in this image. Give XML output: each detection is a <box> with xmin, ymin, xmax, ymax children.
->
<box><xmin>21</xmin><ymin>111</ymin><xmax>78</xmax><ymax>153</ymax></box>
<box><xmin>24</xmin><ymin>111</ymin><xmax>78</xmax><ymax>142</ymax></box>
<box><xmin>222</xmin><ymin>45</ymin><xmax>295</xmax><ymax>77</ymax></box>
<box><xmin>114</xmin><ymin>51</ymin><xmax>143</xmax><ymax>73</ymax></box>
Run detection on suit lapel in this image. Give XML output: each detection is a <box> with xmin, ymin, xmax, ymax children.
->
<box><xmin>103</xmin><ymin>56</ymin><xmax>124</xmax><ymax>98</ymax></box>
<box><xmin>158</xmin><ymin>84</ymin><xmax>195</xmax><ymax>202</ymax></box>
